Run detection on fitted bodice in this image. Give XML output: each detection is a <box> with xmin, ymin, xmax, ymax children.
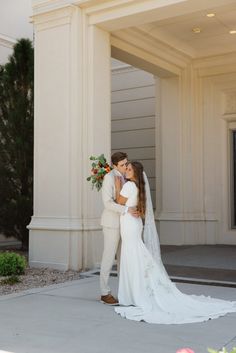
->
<box><xmin>120</xmin><ymin>181</ymin><xmax>138</xmax><ymax>207</ymax></box>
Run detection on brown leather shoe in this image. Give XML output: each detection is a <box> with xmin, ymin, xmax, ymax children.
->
<box><xmin>100</xmin><ymin>294</ymin><xmax>119</xmax><ymax>305</ymax></box>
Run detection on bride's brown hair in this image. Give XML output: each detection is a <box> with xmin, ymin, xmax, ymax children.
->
<box><xmin>129</xmin><ymin>161</ymin><xmax>146</xmax><ymax>217</ymax></box>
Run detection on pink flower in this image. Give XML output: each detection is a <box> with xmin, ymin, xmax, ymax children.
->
<box><xmin>176</xmin><ymin>349</ymin><xmax>195</xmax><ymax>353</ymax></box>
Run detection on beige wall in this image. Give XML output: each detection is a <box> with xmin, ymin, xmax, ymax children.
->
<box><xmin>111</xmin><ymin>60</ymin><xmax>156</xmax><ymax>206</ymax></box>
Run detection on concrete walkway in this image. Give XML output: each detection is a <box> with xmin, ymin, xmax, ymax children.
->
<box><xmin>0</xmin><ymin>275</ymin><xmax>236</xmax><ymax>353</ymax></box>
<box><xmin>0</xmin><ymin>245</ymin><xmax>236</xmax><ymax>353</ymax></box>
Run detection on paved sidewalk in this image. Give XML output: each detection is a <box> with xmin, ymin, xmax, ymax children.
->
<box><xmin>0</xmin><ymin>275</ymin><xmax>236</xmax><ymax>353</ymax></box>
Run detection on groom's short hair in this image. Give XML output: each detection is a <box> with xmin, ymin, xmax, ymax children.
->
<box><xmin>111</xmin><ymin>152</ymin><xmax>128</xmax><ymax>166</ymax></box>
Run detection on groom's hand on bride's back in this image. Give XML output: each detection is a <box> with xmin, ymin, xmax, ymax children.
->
<box><xmin>128</xmin><ymin>207</ymin><xmax>140</xmax><ymax>218</ymax></box>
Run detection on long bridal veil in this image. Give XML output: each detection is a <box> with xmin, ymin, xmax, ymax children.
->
<box><xmin>140</xmin><ymin>172</ymin><xmax>236</xmax><ymax>324</ymax></box>
<box><xmin>143</xmin><ymin>171</ymin><xmax>178</xmax><ymax>292</ymax></box>
<box><xmin>143</xmin><ymin>171</ymin><xmax>161</xmax><ymax>263</ymax></box>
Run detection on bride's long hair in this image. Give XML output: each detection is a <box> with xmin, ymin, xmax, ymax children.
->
<box><xmin>129</xmin><ymin>161</ymin><xmax>146</xmax><ymax>217</ymax></box>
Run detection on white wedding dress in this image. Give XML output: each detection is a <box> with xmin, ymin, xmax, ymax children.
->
<box><xmin>115</xmin><ymin>180</ymin><xmax>236</xmax><ymax>324</ymax></box>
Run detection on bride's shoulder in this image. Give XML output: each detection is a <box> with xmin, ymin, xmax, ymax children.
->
<box><xmin>125</xmin><ymin>181</ymin><xmax>137</xmax><ymax>189</ymax></box>
<box><xmin>121</xmin><ymin>181</ymin><xmax>137</xmax><ymax>198</ymax></box>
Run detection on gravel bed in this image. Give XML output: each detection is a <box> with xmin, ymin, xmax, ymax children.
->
<box><xmin>0</xmin><ymin>250</ymin><xmax>81</xmax><ymax>296</ymax></box>
<box><xmin>0</xmin><ymin>267</ymin><xmax>81</xmax><ymax>296</ymax></box>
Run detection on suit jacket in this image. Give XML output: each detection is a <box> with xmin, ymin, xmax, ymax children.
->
<box><xmin>100</xmin><ymin>169</ymin><xmax>126</xmax><ymax>229</ymax></box>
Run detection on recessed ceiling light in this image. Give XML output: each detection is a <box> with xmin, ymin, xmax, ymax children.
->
<box><xmin>192</xmin><ymin>27</ymin><xmax>201</xmax><ymax>33</ymax></box>
<box><xmin>206</xmin><ymin>13</ymin><xmax>215</xmax><ymax>17</ymax></box>
<box><xmin>229</xmin><ymin>30</ymin><xmax>236</xmax><ymax>34</ymax></box>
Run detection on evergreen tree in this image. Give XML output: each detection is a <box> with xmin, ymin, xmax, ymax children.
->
<box><xmin>0</xmin><ymin>38</ymin><xmax>34</xmax><ymax>249</ymax></box>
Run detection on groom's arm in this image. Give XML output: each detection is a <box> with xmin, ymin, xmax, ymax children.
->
<box><xmin>102</xmin><ymin>174</ymin><xmax>126</xmax><ymax>214</ymax></box>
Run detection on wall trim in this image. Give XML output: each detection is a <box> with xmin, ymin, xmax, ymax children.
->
<box><xmin>157</xmin><ymin>212</ymin><xmax>218</xmax><ymax>222</ymax></box>
<box><xmin>0</xmin><ymin>34</ymin><xmax>16</xmax><ymax>49</ymax></box>
<box><xmin>111</xmin><ymin>28</ymin><xmax>188</xmax><ymax>76</ymax></box>
<box><xmin>111</xmin><ymin>64</ymin><xmax>137</xmax><ymax>75</ymax></box>
<box><xmin>29</xmin><ymin>260</ymin><xmax>68</xmax><ymax>270</ymax></box>
<box><xmin>28</xmin><ymin>216</ymin><xmax>101</xmax><ymax>231</ymax></box>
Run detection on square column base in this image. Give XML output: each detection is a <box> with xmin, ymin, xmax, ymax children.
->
<box><xmin>29</xmin><ymin>229</ymin><xmax>103</xmax><ymax>271</ymax></box>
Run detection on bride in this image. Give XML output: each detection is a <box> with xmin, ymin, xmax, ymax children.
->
<box><xmin>114</xmin><ymin>161</ymin><xmax>236</xmax><ymax>324</ymax></box>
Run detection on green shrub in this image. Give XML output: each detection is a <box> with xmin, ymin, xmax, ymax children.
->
<box><xmin>0</xmin><ymin>252</ymin><xmax>26</xmax><ymax>276</ymax></box>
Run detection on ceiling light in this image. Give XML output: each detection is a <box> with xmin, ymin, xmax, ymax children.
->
<box><xmin>192</xmin><ymin>27</ymin><xmax>201</xmax><ymax>33</ymax></box>
<box><xmin>229</xmin><ymin>30</ymin><xmax>236</xmax><ymax>34</ymax></box>
<box><xmin>206</xmin><ymin>13</ymin><xmax>215</xmax><ymax>17</ymax></box>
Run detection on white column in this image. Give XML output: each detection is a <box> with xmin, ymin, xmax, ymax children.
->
<box><xmin>156</xmin><ymin>66</ymin><xmax>206</xmax><ymax>245</ymax></box>
<box><xmin>156</xmin><ymin>75</ymin><xmax>184</xmax><ymax>244</ymax></box>
<box><xmin>28</xmin><ymin>5</ymin><xmax>111</xmax><ymax>270</ymax></box>
<box><xmin>81</xmin><ymin>24</ymin><xmax>111</xmax><ymax>269</ymax></box>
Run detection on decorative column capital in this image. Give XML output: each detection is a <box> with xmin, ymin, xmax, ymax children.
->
<box><xmin>31</xmin><ymin>0</ymin><xmax>81</xmax><ymax>29</ymax></box>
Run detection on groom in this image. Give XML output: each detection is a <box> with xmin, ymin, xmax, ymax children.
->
<box><xmin>100</xmin><ymin>151</ymin><xmax>137</xmax><ymax>305</ymax></box>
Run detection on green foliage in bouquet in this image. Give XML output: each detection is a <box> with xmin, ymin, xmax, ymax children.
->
<box><xmin>87</xmin><ymin>154</ymin><xmax>112</xmax><ymax>191</ymax></box>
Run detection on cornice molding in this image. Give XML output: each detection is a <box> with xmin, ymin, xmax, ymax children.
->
<box><xmin>138</xmin><ymin>24</ymin><xmax>196</xmax><ymax>59</ymax></box>
<box><xmin>193</xmin><ymin>52</ymin><xmax>236</xmax><ymax>77</ymax></box>
<box><xmin>222</xmin><ymin>113</ymin><xmax>236</xmax><ymax>122</ymax></box>
<box><xmin>111</xmin><ymin>27</ymin><xmax>190</xmax><ymax>77</ymax></box>
<box><xmin>198</xmin><ymin>65</ymin><xmax>236</xmax><ymax>78</ymax></box>
<box><xmin>31</xmin><ymin>4</ymin><xmax>76</xmax><ymax>26</ymax></box>
<box><xmin>111</xmin><ymin>64</ymin><xmax>137</xmax><ymax>75</ymax></box>
<box><xmin>86</xmin><ymin>0</ymin><xmax>236</xmax><ymax>31</ymax></box>
<box><xmin>196</xmin><ymin>51</ymin><xmax>236</xmax><ymax>66</ymax></box>
<box><xmin>0</xmin><ymin>34</ymin><xmax>16</xmax><ymax>49</ymax></box>
<box><xmin>128</xmin><ymin>27</ymin><xmax>191</xmax><ymax>68</ymax></box>
<box><xmin>32</xmin><ymin>0</ymin><xmax>108</xmax><ymax>12</ymax></box>
<box><xmin>111</xmin><ymin>36</ymin><xmax>180</xmax><ymax>77</ymax></box>
<box><xmin>222</xmin><ymin>90</ymin><xmax>236</xmax><ymax>117</ymax></box>
<box><xmin>31</xmin><ymin>0</ymin><xmax>121</xmax><ymax>16</ymax></box>
<box><xmin>32</xmin><ymin>0</ymin><xmax>74</xmax><ymax>15</ymax></box>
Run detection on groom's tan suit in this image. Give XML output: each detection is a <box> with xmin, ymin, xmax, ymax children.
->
<box><xmin>100</xmin><ymin>169</ymin><xmax>126</xmax><ymax>295</ymax></box>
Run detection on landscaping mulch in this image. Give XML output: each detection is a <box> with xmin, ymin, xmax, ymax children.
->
<box><xmin>0</xmin><ymin>248</ymin><xmax>80</xmax><ymax>296</ymax></box>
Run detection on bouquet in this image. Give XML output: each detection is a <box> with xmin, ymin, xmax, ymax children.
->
<box><xmin>87</xmin><ymin>154</ymin><xmax>112</xmax><ymax>191</ymax></box>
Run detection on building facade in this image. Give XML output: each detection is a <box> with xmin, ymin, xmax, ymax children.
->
<box><xmin>2</xmin><ymin>0</ymin><xmax>236</xmax><ymax>270</ymax></box>
<box><xmin>0</xmin><ymin>1</ymin><xmax>156</xmax><ymax>251</ymax></box>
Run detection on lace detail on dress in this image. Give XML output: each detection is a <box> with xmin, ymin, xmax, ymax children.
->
<box><xmin>115</xmin><ymin>173</ymin><xmax>236</xmax><ymax>324</ymax></box>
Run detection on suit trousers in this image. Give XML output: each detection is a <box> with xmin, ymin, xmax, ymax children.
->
<box><xmin>100</xmin><ymin>226</ymin><xmax>121</xmax><ymax>296</ymax></box>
